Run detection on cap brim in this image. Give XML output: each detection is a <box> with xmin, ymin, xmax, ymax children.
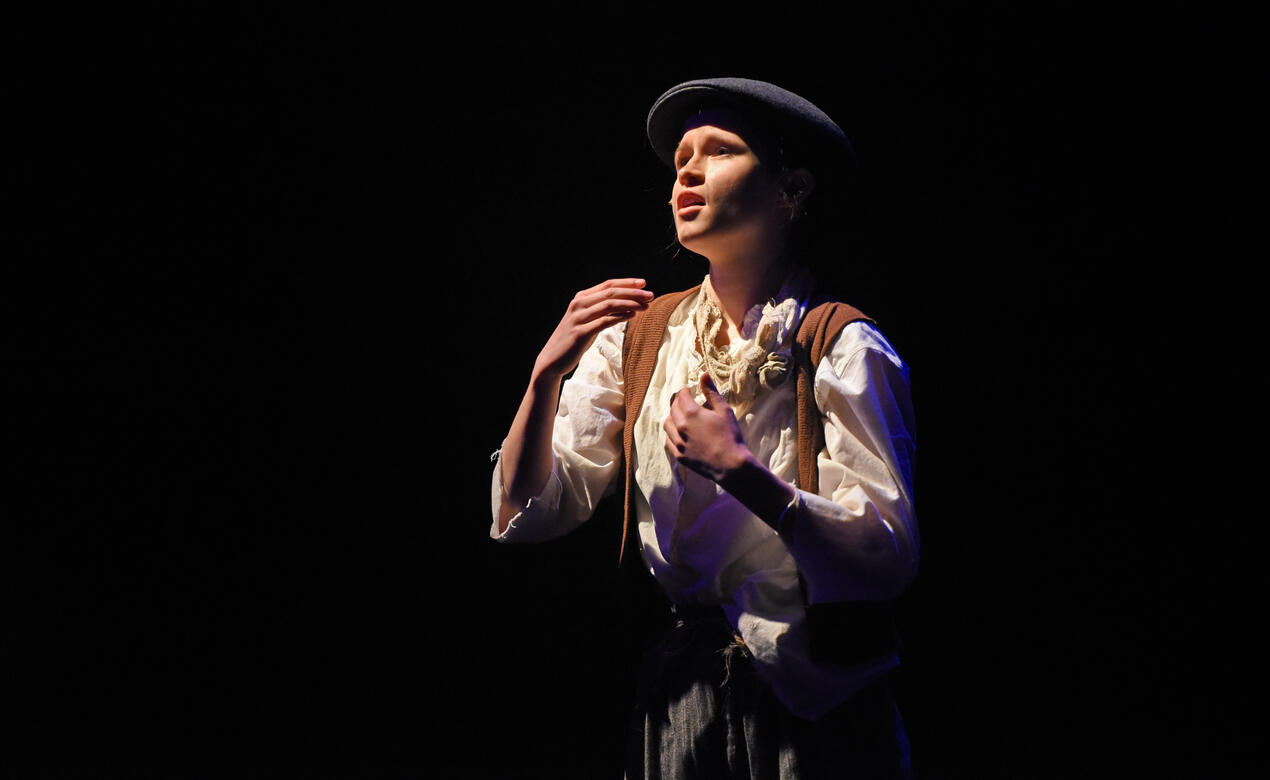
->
<box><xmin>646</xmin><ymin>84</ymin><xmax>753</xmax><ymax>168</ymax></box>
<box><xmin>645</xmin><ymin>78</ymin><xmax>855</xmax><ymax>174</ymax></box>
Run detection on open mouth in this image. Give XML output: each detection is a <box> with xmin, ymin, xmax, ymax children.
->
<box><xmin>677</xmin><ymin>192</ymin><xmax>706</xmax><ymax>212</ymax></box>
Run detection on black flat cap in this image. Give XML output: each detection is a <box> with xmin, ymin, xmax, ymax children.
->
<box><xmin>646</xmin><ymin>77</ymin><xmax>854</xmax><ymax>173</ymax></box>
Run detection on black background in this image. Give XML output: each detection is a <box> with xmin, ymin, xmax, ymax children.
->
<box><xmin>10</xmin><ymin>3</ymin><xmax>1260</xmax><ymax>776</ymax></box>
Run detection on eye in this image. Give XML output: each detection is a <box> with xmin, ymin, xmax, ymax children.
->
<box><xmin>714</xmin><ymin>146</ymin><xmax>731</xmax><ymax>155</ymax></box>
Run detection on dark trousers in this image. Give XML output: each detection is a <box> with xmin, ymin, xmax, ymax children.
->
<box><xmin>626</xmin><ymin>610</ymin><xmax>912</xmax><ymax>780</ymax></box>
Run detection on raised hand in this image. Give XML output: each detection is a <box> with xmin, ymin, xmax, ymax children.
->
<box><xmin>498</xmin><ymin>278</ymin><xmax>652</xmax><ymax>532</ymax></box>
<box><xmin>533</xmin><ymin>278</ymin><xmax>654</xmax><ymax>382</ymax></box>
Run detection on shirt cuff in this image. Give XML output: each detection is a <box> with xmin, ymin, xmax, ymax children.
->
<box><xmin>489</xmin><ymin>448</ymin><xmax>565</xmax><ymax>542</ymax></box>
<box><xmin>777</xmin><ymin>489</ymin><xmax>803</xmax><ymax>539</ymax></box>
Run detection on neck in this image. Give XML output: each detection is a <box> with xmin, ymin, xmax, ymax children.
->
<box><xmin>706</xmin><ymin>246</ymin><xmax>795</xmax><ymax>330</ymax></box>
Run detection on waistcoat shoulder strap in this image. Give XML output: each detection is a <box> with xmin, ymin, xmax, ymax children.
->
<box><xmin>619</xmin><ymin>285</ymin><xmax>700</xmax><ymax>564</ymax></box>
<box><xmin>794</xmin><ymin>300</ymin><xmax>873</xmax><ymax>495</ymax></box>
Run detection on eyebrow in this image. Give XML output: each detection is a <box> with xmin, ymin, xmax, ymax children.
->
<box><xmin>674</xmin><ymin>128</ymin><xmax>744</xmax><ymax>160</ymax></box>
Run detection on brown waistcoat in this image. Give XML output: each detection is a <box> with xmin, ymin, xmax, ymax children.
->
<box><xmin>617</xmin><ymin>285</ymin><xmax>871</xmax><ymax>564</ymax></box>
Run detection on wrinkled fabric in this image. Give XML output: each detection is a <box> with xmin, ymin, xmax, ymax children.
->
<box><xmin>491</xmin><ymin>274</ymin><xmax>917</xmax><ymax>720</ymax></box>
<box><xmin>625</xmin><ymin>611</ymin><xmax>913</xmax><ymax>780</ymax></box>
<box><xmin>690</xmin><ymin>275</ymin><xmax>801</xmax><ymax>412</ymax></box>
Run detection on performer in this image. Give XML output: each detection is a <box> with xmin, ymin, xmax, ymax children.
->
<box><xmin>491</xmin><ymin>78</ymin><xmax>917</xmax><ymax>778</ymax></box>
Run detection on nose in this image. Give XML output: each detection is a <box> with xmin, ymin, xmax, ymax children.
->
<box><xmin>676</xmin><ymin>151</ymin><xmax>704</xmax><ymax>187</ymax></box>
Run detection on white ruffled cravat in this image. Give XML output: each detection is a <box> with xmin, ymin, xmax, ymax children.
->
<box><xmin>688</xmin><ymin>269</ymin><xmax>812</xmax><ymax>416</ymax></box>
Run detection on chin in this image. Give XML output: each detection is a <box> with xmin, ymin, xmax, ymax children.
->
<box><xmin>676</xmin><ymin>238</ymin><xmax>709</xmax><ymax>259</ymax></box>
<box><xmin>675</xmin><ymin>226</ymin><xmax>710</xmax><ymax>254</ymax></box>
<box><xmin>679</xmin><ymin>233</ymin><xmax>734</xmax><ymax>264</ymax></box>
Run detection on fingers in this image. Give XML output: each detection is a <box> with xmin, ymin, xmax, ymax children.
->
<box><xmin>580</xmin><ymin>278</ymin><xmax>647</xmax><ymax>296</ymax></box>
<box><xmin>566</xmin><ymin>280</ymin><xmax>653</xmax><ymax>330</ymax></box>
<box><xmin>664</xmin><ymin>388</ymin><xmax>695</xmax><ymax>453</ymax></box>
<box><xmin>573</xmin><ymin>299</ymin><xmax>650</xmax><ymax>335</ymax></box>
<box><xmin>578</xmin><ymin>286</ymin><xmax>653</xmax><ymax>316</ymax></box>
<box><xmin>580</xmin><ymin>297</ymin><xmax>650</xmax><ymax>323</ymax></box>
<box><xmin>669</xmin><ymin>386</ymin><xmax>698</xmax><ymax>417</ymax></box>
<box><xmin>698</xmin><ymin>373</ymin><xmax>725</xmax><ymax>409</ymax></box>
<box><xmin>663</xmin><ymin>421</ymin><xmax>686</xmax><ymax>457</ymax></box>
<box><xmin>537</xmin><ymin>279</ymin><xmax>655</xmax><ymax>381</ymax></box>
<box><xmin>663</xmin><ymin>404</ymin><xmax>688</xmax><ymax>457</ymax></box>
<box><xmin>699</xmin><ymin>374</ymin><xmax>735</xmax><ymax>416</ymax></box>
<box><xmin>576</xmin><ymin>279</ymin><xmax>653</xmax><ymax>307</ymax></box>
<box><xmin>576</xmin><ymin>311</ymin><xmax>640</xmax><ymax>340</ymax></box>
<box><xmin>667</xmin><ymin>389</ymin><xmax>690</xmax><ymax>427</ymax></box>
<box><xmin>663</xmin><ymin>390</ymin><xmax>690</xmax><ymax>456</ymax></box>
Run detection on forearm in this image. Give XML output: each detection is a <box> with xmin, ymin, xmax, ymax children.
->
<box><xmin>496</xmin><ymin>369</ymin><xmax>563</xmax><ymax>534</ymax></box>
<box><xmin>717</xmin><ymin>445</ymin><xmax>914</xmax><ymax>600</ymax></box>
<box><xmin>717</xmin><ymin>452</ymin><xmax>798</xmax><ymax>531</ymax></box>
<box><xmin>785</xmin><ymin>485</ymin><xmax>918</xmax><ymax>601</ymax></box>
<box><xmin>720</xmin><ymin>449</ymin><xmax>914</xmax><ymax>600</ymax></box>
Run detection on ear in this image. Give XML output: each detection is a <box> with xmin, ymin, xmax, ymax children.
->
<box><xmin>781</xmin><ymin>168</ymin><xmax>816</xmax><ymax>210</ymax></box>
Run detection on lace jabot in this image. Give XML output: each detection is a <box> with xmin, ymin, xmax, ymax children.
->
<box><xmin>688</xmin><ymin>268</ymin><xmax>813</xmax><ymax>413</ymax></box>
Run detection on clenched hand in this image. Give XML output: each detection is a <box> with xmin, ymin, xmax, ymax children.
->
<box><xmin>663</xmin><ymin>373</ymin><xmax>752</xmax><ymax>484</ymax></box>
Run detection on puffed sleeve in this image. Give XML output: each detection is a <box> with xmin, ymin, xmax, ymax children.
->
<box><xmin>782</xmin><ymin>321</ymin><xmax>918</xmax><ymax>602</ymax></box>
<box><xmin>489</xmin><ymin>322</ymin><xmax>626</xmax><ymax>543</ymax></box>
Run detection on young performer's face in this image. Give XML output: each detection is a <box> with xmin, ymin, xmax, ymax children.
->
<box><xmin>670</xmin><ymin>122</ymin><xmax>785</xmax><ymax>258</ymax></box>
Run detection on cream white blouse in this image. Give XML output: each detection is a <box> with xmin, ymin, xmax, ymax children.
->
<box><xmin>490</xmin><ymin>274</ymin><xmax>918</xmax><ymax>720</ymax></box>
